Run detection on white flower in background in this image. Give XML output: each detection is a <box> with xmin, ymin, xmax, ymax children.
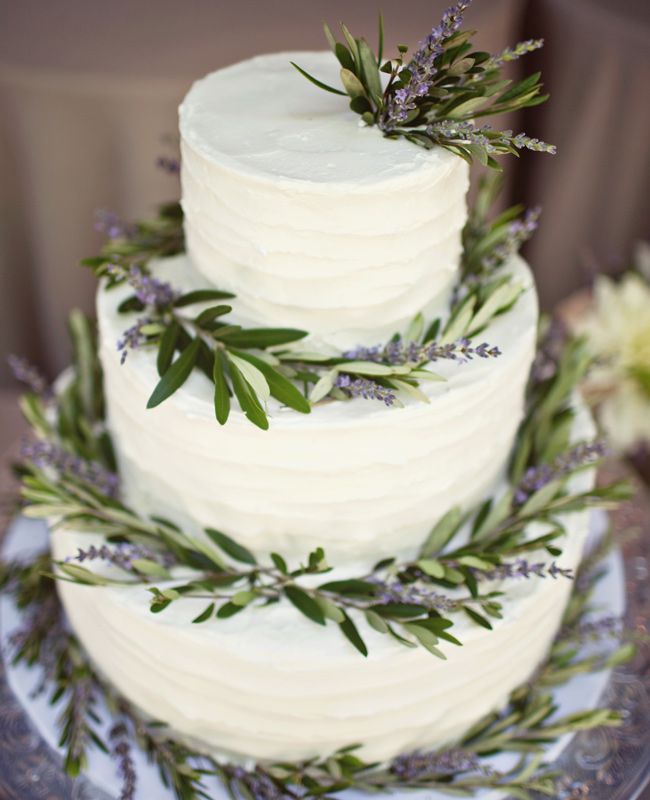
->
<box><xmin>578</xmin><ymin>253</ymin><xmax>650</xmax><ymax>452</ymax></box>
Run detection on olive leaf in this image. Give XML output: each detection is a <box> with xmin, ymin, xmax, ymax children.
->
<box><xmin>147</xmin><ymin>338</ymin><xmax>200</xmax><ymax>409</ymax></box>
<box><xmin>213</xmin><ymin>349</ymin><xmax>231</xmax><ymax>425</ymax></box>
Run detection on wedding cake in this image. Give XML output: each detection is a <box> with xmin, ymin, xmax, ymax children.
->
<box><xmin>51</xmin><ymin>49</ymin><xmax>596</xmax><ymax>765</ymax></box>
<box><xmin>8</xmin><ymin>6</ymin><xmax>624</xmax><ymax>797</ymax></box>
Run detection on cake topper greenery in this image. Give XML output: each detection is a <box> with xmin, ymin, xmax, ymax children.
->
<box><xmin>292</xmin><ymin>1</ymin><xmax>555</xmax><ymax>167</ymax></box>
<box><xmin>83</xmin><ymin>175</ymin><xmax>536</xmax><ymax>430</ymax></box>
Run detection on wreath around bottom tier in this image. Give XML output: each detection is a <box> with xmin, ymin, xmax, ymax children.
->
<box><xmin>0</xmin><ymin>504</ymin><xmax>650</xmax><ymax>800</ymax></box>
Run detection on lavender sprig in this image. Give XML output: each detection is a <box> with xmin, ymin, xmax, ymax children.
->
<box><xmin>225</xmin><ymin>766</ymin><xmax>292</xmax><ymax>800</ymax></box>
<box><xmin>369</xmin><ymin>577</ymin><xmax>458</xmax><ymax>613</ymax></box>
<box><xmin>21</xmin><ymin>440</ymin><xmax>119</xmax><ymax>498</ymax></box>
<box><xmin>381</xmin><ymin>1</ymin><xmax>471</xmax><ymax>129</ymax></box>
<box><xmin>68</xmin><ymin>543</ymin><xmax>177</xmax><ymax>572</ymax></box>
<box><xmin>110</xmin><ymin>721</ymin><xmax>137</xmax><ymax>800</ymax></box>
<box><xmin>334</xmin><ymin>374</ymin><xmax>397</xmax><ymax>406</ymax></box>
<box><xmin>392</xmin><ymin>747</ymin><xmax>489</xmax><ymax>780</ymax></box>
<box><xmin>94</xmin><ymin>209</ymin><xmax>134</xmax><ymax>241</ymax></box>
<box><xmin>515</xmin><ymin>441</ymin><xmax>608</xmax><ymax>505</ymax></box>
<box><xmin>344</xmin><ymin>337</ymin><xmax>501</xmax><ymax>366</ymax></box>
<box><xmin>484</xmin><ymin>39</ymin><xmax>545</xmax><ymax>68</ymax></box>
<box><xmin>7</xmin><ymin>354</ymin><xmax>51</xmax><ymax>397</ymax></box>
<box><xmin>116</xmin><ymin>317</ymin><xmax>153</xmax><ymax>364</ymax></box>
<box><xmin>108</xmin><ymin>264</ymin><xmax>177</xmax><ymax>309</ymax></box>
<box><xmin>475</xmin><ymin>559</ymin><xmax>574</xmax><ymax>582</ymax></box>
<box><xmin>480</xmin><ymin>207</ymin><xmax>542</xmax><ymax>273</ymax></box>
<box><xmin>426</xmin><ymin>121</ymin><xmax>556</xmax><ymax>157</ymax></box>
<box><xmin>156</xmin><ymin>156</ymin><xmax>181</xmax><ymax>175</ymax></box>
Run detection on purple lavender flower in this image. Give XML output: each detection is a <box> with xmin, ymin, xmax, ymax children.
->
<box><xmin>7</xmin><ymin>355</ymin><xmax>50</xmax><ymax>397</ymax></box>
<box><xmin>334</xmin><ymin>374</ymin><xmax>397</xmax><ymax>406</ymax></box>
<box><xmin>22</xmin><ymin>440</ymin><xmax>119</xmax><ymax>497</ymax></box>
<box><xmin>110</xmin><ymin>721</ymin><xmax>137</xmax><ymax>800</ymax></box>
<box><xmin>227</xmin><ymin>766</ymin><xmax>290</xmax><ymax>800</ymax></box>
<box><xmin>485</xmin><ymin>39</ymin><xmax>544</xmax><ymax>68</ymax></box>
<box><xmin>117</xmin><ymin>317</ymin><xmax>152</xmax><ymax>364</ymax></box>
<box><xmin>475</xmin><ymin>559</ymin><xmax>573</xmax><ymax>581</ymax></box>
<box><xmin>392</xmin><ymin>747</ymin><xmax>488</xmax><ymax>780</ymax></box>
<box><xmin>509</xmin><ymin>132</ymin><xmax>557</xmax><ymax>154</ymax></box>
<box><xmin>481</xmin><ymin>207</ymin><xmax>542</xmax><ymax>272</ymax></box>
<box><xmin>531</xmin><ymin>320</ymin><xmax>567</xmax><ymax>384</ymax></box>
<box><xmin>563</xmin><ymin>614</ymin><xmax>623</xmax><ymax>643</ymax></box>
<box><xmin>426</xmin><ymin>122</ymin><xmax>556</xmax><ymax>160</ymax></box>
<box><xmin>427</xmin><ymin>120</ymin><xmax>493</xmax><ymax>149</ymax></box>
<box><xmin>107</xmin><ymin>265</ymin><xmax>176</xmax><ymax>309</ymax></box>
<box><xmin>343</xmin><ymin>337</ymin><xmax>501</xmax><ymax>367</ymax></box>
<box><xmin>68</xmin><ymin>543</ymin><xmax>176</xmax><ymax>572</ymax></box>
<box><xmin>155</xmin><ymin>155</ymin><xmax>181</xmax><ymax>175</ymax></box>
<box><xmin>94</xmin><ymin>209</ymin><xmax>133</xmax><ymax>240</ymax></box>
<box><xmin>515</xmin><ymin>441</ymin><xmax>608</xmax><ymax>505</ymax></box>
<box><xmin>381</xmin><ymin>1</ymin><xmax>472</xmax><ymax>129</ymax></box>
<box><xmin>369</xmin><ymin>577</ymin><xmax>457</xmax><ymax>613</ymax></box>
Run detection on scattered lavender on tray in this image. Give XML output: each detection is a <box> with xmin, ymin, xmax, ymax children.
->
<box><xmin>392</xmin><ymin>747</ymin><xmax>489</xmax><ymax>780</ymax></box>
<box><xmin>225</xmin><ymin>766</ymin><xmax>291</xmax><ymax>800</ymax></box>
<box><xmin>110</xmin><ymin>721</ymin><xmax>137</xmax><ymax>800</ymax></box>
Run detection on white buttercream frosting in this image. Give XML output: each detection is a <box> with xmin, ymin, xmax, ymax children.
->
<box><xmin>179</xmin><ymin>52</ymin><xmax>469</xmax><ymax>349</ymax></box>
<box><xmin>51</xmin><ymin>403</ymin><xmax>596</xmax><ymax>765</ymax></box>
<box><xmin>97</xmin><ymin>252</ymin><xmax>538</xmax><ymax>567</ymax></box>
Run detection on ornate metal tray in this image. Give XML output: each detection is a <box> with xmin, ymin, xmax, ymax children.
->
<box><xmin>1</xmin><ymin>455</ymin><xmax>649</xmax><ymax>800</ymax></box>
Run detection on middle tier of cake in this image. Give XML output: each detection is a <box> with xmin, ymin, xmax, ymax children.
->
<box><xmin>98</xmin><ymin>252</ymin><xmax>538</xmax><ymax>566</ymax></box>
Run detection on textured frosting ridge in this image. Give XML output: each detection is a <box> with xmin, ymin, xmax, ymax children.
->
<box><xmin>97</xmin><ymin>253</ymin><xmax>538</xmax><ymax>567</ymax></box>
<box><xmin>179</xmin><ymin>52</ymin><xmax>469</xmax><ymax>348</ymax></box>
<box><xmin>51</xmin><ymin>403</ymin><xmax>596</xmax><ymax>765</ymax></box>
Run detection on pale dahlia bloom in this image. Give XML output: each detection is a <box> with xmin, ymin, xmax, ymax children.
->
<box><xmin>578</xmin><ymin>266</ymin><xmax>650</xmax><ymax>451</ymax></box>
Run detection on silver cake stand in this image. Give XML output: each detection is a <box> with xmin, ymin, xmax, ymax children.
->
<box><xmin>1</xmin><ymin>450</ymin><xmax>649</xmax><ymax>800</ymax></box>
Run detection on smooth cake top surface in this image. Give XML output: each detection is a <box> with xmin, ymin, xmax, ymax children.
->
<box><xmin>179</xmin><ymin>51</ymin><xmax>458</xmax><ymax>186</ymax></box>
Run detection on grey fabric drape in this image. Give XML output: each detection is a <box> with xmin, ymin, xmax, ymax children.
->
<box><xmin>0</xmin><ymin>0</ymin><xmax>648</xmax><ymax>386</ymax></box>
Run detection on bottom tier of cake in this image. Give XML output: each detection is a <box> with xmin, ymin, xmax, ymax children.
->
<box><xmin>50</xmin><ymin>404</ymin><xmax>596</xmax><ymax>766</ymax></box>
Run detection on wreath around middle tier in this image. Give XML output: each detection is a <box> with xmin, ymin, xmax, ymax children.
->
<box><xmin>84</xmin><ymin>175</ymin><xmax>536</xmax><ymax>431</ymax></box>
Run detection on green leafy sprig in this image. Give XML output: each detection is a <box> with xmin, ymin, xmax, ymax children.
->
<box><xmin>292</xmin><ymin>4</ymin><xmax>554</xmax><ymax>167</ymax></box>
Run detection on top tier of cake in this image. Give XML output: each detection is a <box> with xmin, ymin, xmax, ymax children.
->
<box><xmin>179</xmin><ymin>52</ymin><xmax>469</xmax><ymax>350</ymax></box>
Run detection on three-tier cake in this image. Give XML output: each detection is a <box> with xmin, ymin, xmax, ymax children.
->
<box><xmin>49</xmin><ymin>50</ymin><xmax>597</xmax><ymax>766</ymax></box>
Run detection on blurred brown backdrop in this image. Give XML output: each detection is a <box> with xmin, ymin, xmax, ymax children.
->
<box><xmin>0</xmin><ymin>0</ymin><xmax>649</xmax><ymax>395</ymax></box>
